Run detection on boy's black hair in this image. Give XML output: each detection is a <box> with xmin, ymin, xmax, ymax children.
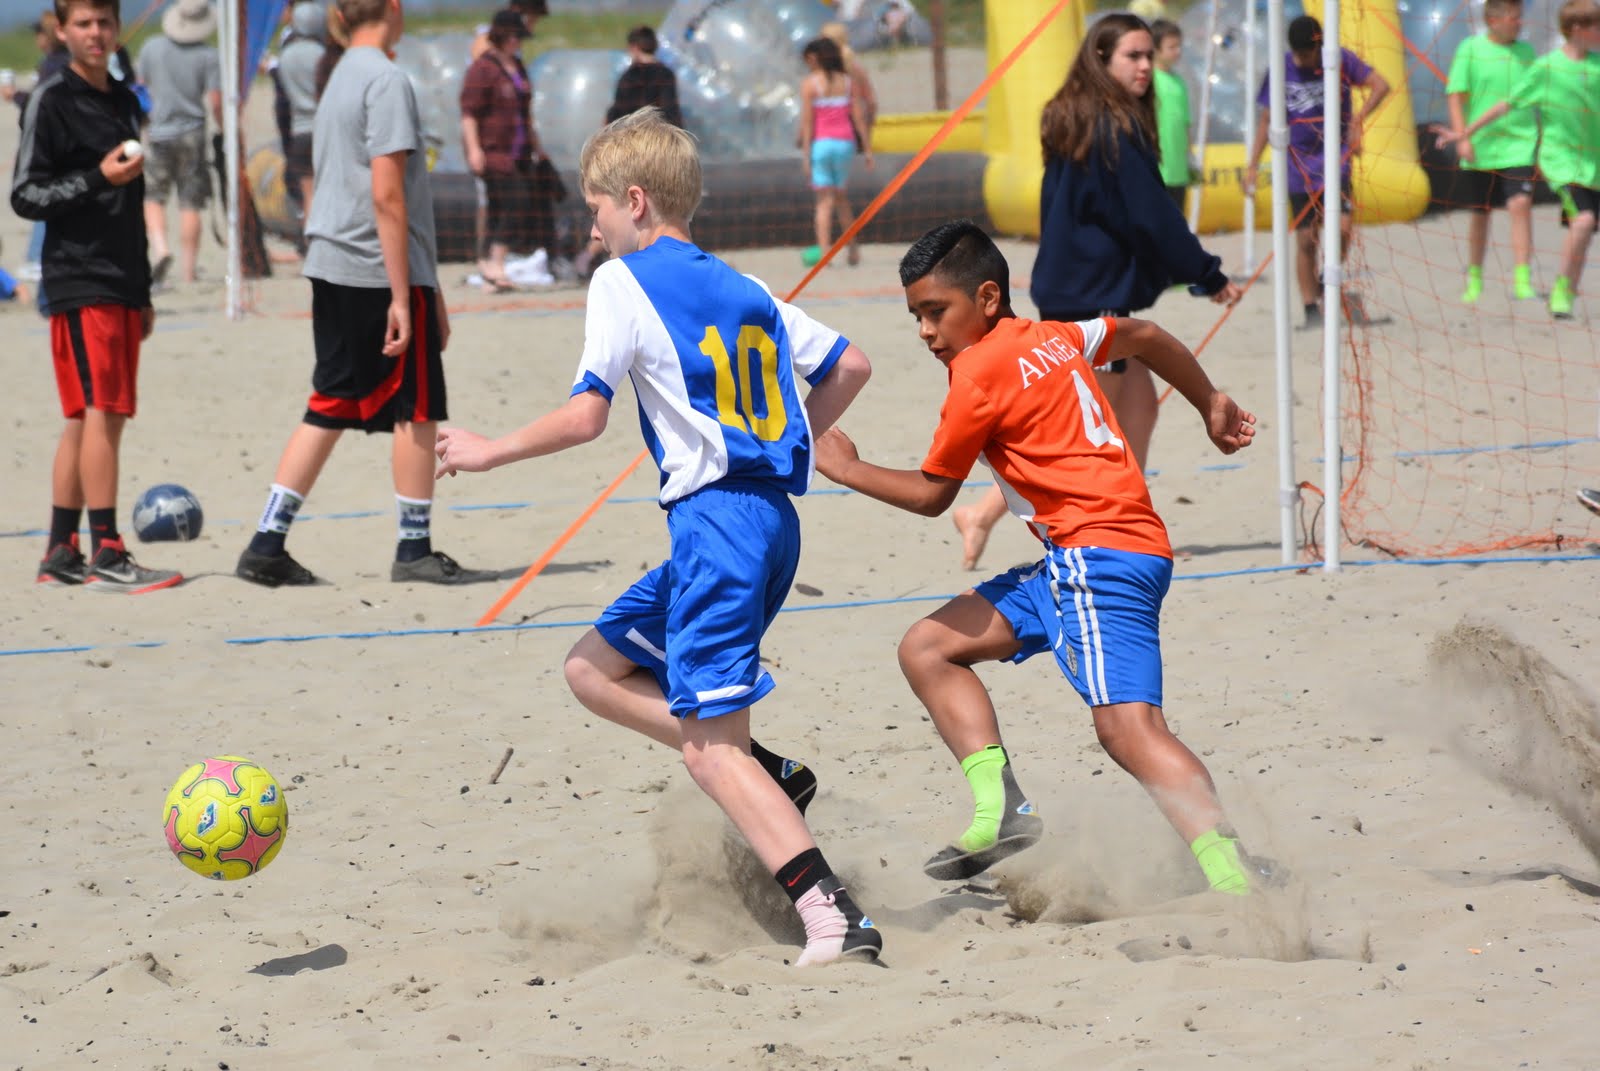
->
<box><xmin>1287</xmin><ymin>14</ymin><xmax>1321</xmax><ymax>51</ymax></box>
<box><xmin>899</xmin><ymin>219</ymin><xmax>1011</xmax><ymax>305</ymax></box>
<box><xmin>510</xmin><ymin>0</ymin><xmax>547</xmax><ymax>14</ymax></box>
<box><xmin>627</xmin><ymin>25</ymin><xmax>658</xmax><ymax>53</ymax></box>
<box><xmin>1150</xmin><ymin>18</ymin><xmax>1182</xmax><ymax>47</ymax></box>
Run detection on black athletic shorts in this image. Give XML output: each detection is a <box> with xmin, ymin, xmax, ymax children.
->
<box><xmin>1557</xmin><ymin>183</ymin><xmax>1600</xmax><ymax>222</ymax></box>
<box><xmin>305</xmin><ymin>279</ymin><xmax>447</xmax><ymax>432</ymax></box>
<box><xmin>1288</xmin><ymin>182</ymin><xmax>1353</xmax><ymax>231</ymax></box>
<box><xmin>1456</xmin><ymin>165</ymin><xmax>1536</xmax><ymax>210</ymax></box>
<box><xmin>1040</xmin><ymin>307</ymin><xmax>1129</xmax><ymax>373</ymax></box>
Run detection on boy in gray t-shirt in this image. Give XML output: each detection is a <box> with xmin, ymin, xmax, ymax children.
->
<box><xmin>237</xmin><ymin>0</ymin><xmax>489</xmax><ymax>589</ymax></box>
<box><xmin>135</xmin><ymin>0</ymin><xmax>220</xmax><ymax>285</ymax></box>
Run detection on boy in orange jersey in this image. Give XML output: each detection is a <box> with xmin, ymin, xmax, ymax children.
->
<box><xmin>816</xmin><ymin>220</ymin><xmax>1274</xmax><ymax>893</ymax></box>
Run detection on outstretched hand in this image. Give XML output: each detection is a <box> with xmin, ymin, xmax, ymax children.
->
<box><xmin>1204</xmin><ymin>393</ymin><xmax>1256</xmax><ymax>455</ymax></box>
<box><xmin>814</xmin><ymin>426</ymin><xmax>860</xmax><ymax>482</ymax></box>
<box><xmin>435</xmin><ymin>426</ymin><xmax>497</xmax><ymax>478</ymax></box>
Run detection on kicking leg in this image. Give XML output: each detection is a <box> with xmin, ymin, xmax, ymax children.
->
<box><xmin>899</xmin><ymin>593</ymin><xmax>1042</xmax><ymax>879</ymax></box>
<box><xmin>952</xmin><ymin>485</ymin><xmax>1007</xmax><ymax>571</ymax></box>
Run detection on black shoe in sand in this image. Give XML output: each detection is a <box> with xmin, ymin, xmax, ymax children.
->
<box><xmin>924</xmin><ymin>763</ymin><xmax>1042</xmax><ymax>881</ymax></box>
<box><xmin>237</xmin><ymin>547</ymin><xmax>318</xmax><ymax>588</ymax></box>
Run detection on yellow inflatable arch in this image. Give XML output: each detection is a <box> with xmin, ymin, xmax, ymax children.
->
<box><xmin>873</xmin><ymin>0</ymin><xmax>1429</xmax><ymax>235</ymax></box>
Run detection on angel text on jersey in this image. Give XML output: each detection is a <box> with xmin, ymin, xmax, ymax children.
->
<box><xmin>1018</xmin><ymin>333</ymin><xmax>1083</xmax><ymax>390</ymax></box>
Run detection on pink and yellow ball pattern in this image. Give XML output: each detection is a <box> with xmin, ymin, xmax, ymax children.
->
<box><xmin>162</xmin><ymin>756</ymin><xmax>288</xmax><ymax>880</ymax></box>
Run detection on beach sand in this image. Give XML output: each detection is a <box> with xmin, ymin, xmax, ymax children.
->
<box><xmin>4</xmin><ymin>63</ymin><xmax>1600</xmax><ymax>1071</ymax></box>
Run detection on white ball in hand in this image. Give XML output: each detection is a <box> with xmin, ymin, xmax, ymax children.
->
<box><xmin>120</xmin><ymin>139</ymin><xmax>143</xmax><ymax>161</ymax></box>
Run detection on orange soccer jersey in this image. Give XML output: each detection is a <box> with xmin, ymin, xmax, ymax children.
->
<box><xmin>921</xmin><ymin>316</ymin><xmax>1171</xmax><ymax>559</ymax></box>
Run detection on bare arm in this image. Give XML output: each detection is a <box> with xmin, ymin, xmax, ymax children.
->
<box><xmin>1106</xmin><ymin>319</ymin><xmax>1256</xmax><ymax>454</ymax></box>
<box><xmin>797</xmin><ymin>76</ymin><xmax>815</xmax><ymax>154</ymax></box>
<box><xmin>803</xmin><ymin>343</ymin><xmax>871</xmax><ymax>437</ymax></box>
<box><xmin>460</xmin><ymin>114</ymin><xmax>484</xmax><ymax>174</ymax></box>
<box><xmin>370</xmin><ymin>150</ymin><xmax>411</xmax><ymax>356</ymax></box>
<box><xmin>436</xmin><ymin>390</ymin><xmax>611</xmax><ymax>476</ymax></box>
<box><xmin>1242</xmin><ymin>105</ymin><xmax>1270</xmax><ymax>192</ymax></box>
<box><xmin>1355</xmin><ymin>68</ymin><xmax>1390</xmax><ymax>124</ymax></box>
<box><xmin>814</xmin><ymin>427</ymin><xmax>965</xmax><ymax>517</ymax></box>
<box><xmin>1462</xmin><ymin>100</ymin><xmax>1511</xmax><ymax>140</ymax></box>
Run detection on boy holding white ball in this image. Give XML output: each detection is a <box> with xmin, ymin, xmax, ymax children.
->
<box><xmin>10</xmin><ymin>0</ymin><xmax>180</xmax><ymax>593</ymax></box>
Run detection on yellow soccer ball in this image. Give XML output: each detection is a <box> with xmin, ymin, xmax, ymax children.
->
<box><xmin>162</xmin><ymin>757</ymin><xmax>288</xmax><ymax>880</ymax></box>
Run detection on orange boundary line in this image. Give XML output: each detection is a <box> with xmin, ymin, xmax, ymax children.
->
<box><xmin>474</xmin><ymin>0</ymin><xmax>1080</xmax><ymax>626</ymax></box>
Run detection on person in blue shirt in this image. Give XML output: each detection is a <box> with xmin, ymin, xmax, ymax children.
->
<box><xmin>951</xmin><ymin>13</ymin><xmax>1241</xmax><ymax>573</ymax></box>
<box><xmin>434</xmin><ymin>107</ymin><xmax>882</xmax><ymax>968</ymax></box>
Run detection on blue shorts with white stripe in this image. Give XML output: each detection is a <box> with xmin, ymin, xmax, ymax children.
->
<box><xmin>976</xmin><ymin>545</ymin><xmax>1171</xmax><ymax>709</ymax></box>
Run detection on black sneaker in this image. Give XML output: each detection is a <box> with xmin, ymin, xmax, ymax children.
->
<box><xmin>390</xmin><ymin>550</ymin><xmax>496</xmax><ymax>585</ymax></box>
<box><xmin>37</xmin><ymin>534</ymin><xmax>88</xmax><ymax>585</ymax></box>
<box><xmin>796</xmin><ymin>876</ymin><xmax>882</xmax><ymax>966</ymax></box>
<box><xmin>85</xmin><ymin>537</ymin><xmax>183</xmax><ymax>594</ymax></box>
<box><xmin>1298</xmin><ymin>305</ymin><xmax>1325</xmax><ymax>332</ymax></box>
<box><xmin>924</xmin><ymin>762</ymin><xmax>1043</xmax><ymax>881</ymax></box>
<box><xmin>237</xmin><ymin>547</ymin><xmax>318</xmax><ymax>587</ymax></box>
<box><xmin>1579</xmin><ymin>488</ymin><xmax>1600</xmax><ymax>517</ymax></box>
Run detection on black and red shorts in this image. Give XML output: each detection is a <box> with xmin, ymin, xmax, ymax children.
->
<box><xmin>51</xmin><ymin>304</ymin><xmax>143</xmax><ymax>418</ymax></box>
<box><xmin>305</xmin><ymin>280</ymin><xmax>447</xmax><ymax>432</ymax></box>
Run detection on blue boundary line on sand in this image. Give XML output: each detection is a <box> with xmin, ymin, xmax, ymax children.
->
<box><xmin>4</xmin><ymin>552</ymin><xmax>1596</xmax><ymax>658</ymax></box>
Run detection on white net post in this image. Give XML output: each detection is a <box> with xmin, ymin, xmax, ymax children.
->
<box><xmin>219</xmin><ymin>0</ymin><xmax>243</xmax><ymax>321</ymax></box>
<box><xmin>1241</xmin><ymin>0</ymin><xmax>1257</xmax><ymax>272</ymax></box>
<box><xmin>1187</xmin><ymin>0</ymin><xmax>1220</xmax><ymax>231</ymax></box>
<box><xmin>1320</xmin><ymin>0</ymin><xmax>1343</xmax><ymax>570</ymax></box>
<box><xmin>1268</xmin><ymin>0</ymin><xmax>1297</xmax><ymax>563</ymax></box>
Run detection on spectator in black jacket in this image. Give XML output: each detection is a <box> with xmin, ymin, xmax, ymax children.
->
<box><xmin>605</xmin><ymin>25</ymin><xmax>681</xmax><ymax>127</ymax></box>
<box><xmin>11</xmin><ymin>0</ymin><xmax>182</xmax><ymax>593</ymax></box>
<box><xmin>951</xmin><ymin>13</ymin><xmax>1242</xmax><ymax>572</ymax></box>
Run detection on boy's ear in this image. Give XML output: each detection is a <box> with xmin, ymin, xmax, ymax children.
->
<box><xmin>977</xmin><ymin>279</ymin><xmax>1003</xmax><ymax>318</ymax></box>
<box><xmin>627</xmin><ymin>184</ymin><xmax>648</xmax><ymax>221</ymax></box>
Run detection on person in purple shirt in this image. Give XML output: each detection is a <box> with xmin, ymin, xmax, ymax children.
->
<box><xmin>1242</xmin><ymin>14</ymin><xmax>1389</xmax><ymax>329</ymax></box>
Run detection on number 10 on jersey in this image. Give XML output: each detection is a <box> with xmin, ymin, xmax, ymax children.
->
<box><xmin>699</xmin><ymin>325</ymin><xmax>788</xmax><ymax>441</ymax></box>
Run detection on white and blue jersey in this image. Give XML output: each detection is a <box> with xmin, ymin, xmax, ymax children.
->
<box><xmin>572</xmin><ymin>236</ymin><xmax>849</xmax><ymax>505</ymax></box>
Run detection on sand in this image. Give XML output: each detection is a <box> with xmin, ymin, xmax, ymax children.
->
<box><xmin>5</xmin><ymin>59</ymin><xmax>1600</xmax><ymax>1071</ymax></box>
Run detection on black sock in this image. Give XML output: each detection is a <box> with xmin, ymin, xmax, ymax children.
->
<box><xmin>87</xmin><ymin>508</ymin><xmax>118</xmax><ymax>555</ymax></box>
<box><xmin>774</xmin><ymin>847</ymin><xmax>834</xmax><ymax>905</ymax></box>
<box><xmin>395</xmin><ymin>537</ymin><xmax>432</xmax><ymax>563</ymax></box>
<box><xmin>750</xmin><ymin>739</ymin><xmax>786</xmax><ymax>780</ymax></box>
<box><xmin>48</xmin><ymin>506</ymin><xmax>81</xmax><ymax>549</ymax></box>
<box><xmin>1305</xmin><ymin>302</ymin><xmax>1320</xmax><ymax>316</ymax></box>
<box><xmin>248</xmin><ymin>529</ymin><xmax>288</xmax><ymax>556</ymax></box>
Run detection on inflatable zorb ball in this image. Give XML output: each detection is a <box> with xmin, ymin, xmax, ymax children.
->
<box><xmin>132</xmin><ymin>483</ymin><xmax>204</xmax><ymax>542</ymax></box>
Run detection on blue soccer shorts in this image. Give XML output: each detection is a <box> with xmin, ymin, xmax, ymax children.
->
<box><xmin>595</xmin><ymin>481</ymin><xmax>800</xmax><ymax>720</ymax></box>
<box><xmin>975</xmin><ymin>545</ymin><xmax>1172</xmax><ymax>709</ymax></box>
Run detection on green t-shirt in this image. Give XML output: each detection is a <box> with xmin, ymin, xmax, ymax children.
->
<box><xmin>1444</xmin><ymin>33</ymin><xmax>1537</xmax><ymax>171</ymax></box>
<box><xmin>1509</xmin><ymin>49</ymin><xmax>1600</xmax><ymax>190</ymax></box>
<box><xmin>1152</xmin><ymin>67</ymin><xmax>1191</xmax><ymax>187</ymax></box>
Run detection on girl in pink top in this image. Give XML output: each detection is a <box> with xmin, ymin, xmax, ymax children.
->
<box><xmin>799</xmin><ymin>37</ymin><xmax>873</xmax><ymax>266</ymax></box>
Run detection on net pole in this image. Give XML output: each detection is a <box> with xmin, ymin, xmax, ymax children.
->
<box><xmin>1320</xmin><ymin>0</ymin><xmax>1343</xmax><ymax>571</ymax></box>
<box><xmin>1241</xmin><ymin>0</ymin><xmax>1258</xmax><ymax>272</ymax></box>
<box><xmin>219</xmin><ymin>0</ymin><xmax>243</xmax><ymax>321</ymax></box>
<box><xmin>1187</xmin><ymin>0</ymin><xmax>1220</xmax><ymax>231</ymax></box>
<box><xmin>1267</xmin><ymin>0</ymin><xmax>1297</xmax><ymax>563</ymax></box>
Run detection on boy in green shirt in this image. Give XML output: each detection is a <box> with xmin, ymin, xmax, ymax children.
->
<box><xmin>1456</xmin><ymin>0</ymin><xmax>1600</xmax><ymax>318</ymax></box>
<box><xmin>1441</xmin><ymin>0</ymin><xmax>1538</xmax><ymax>303</ymax></box>
<box><xmin>1151</xmin><ymin>18</ymin><xmax>1193</xmax><ymax>213</ymax></box>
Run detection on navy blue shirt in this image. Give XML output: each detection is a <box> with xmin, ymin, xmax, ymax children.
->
<box><xmin>1030</xmin><ymin>123</ymin><xmax>1227</xmax><ymax>317</ymax></box>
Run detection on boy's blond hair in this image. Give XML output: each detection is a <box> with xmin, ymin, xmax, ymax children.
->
<box><xmin>1559</xmin><ymin>0</ymin><xmax>1600</xmax><ymax>35</ymax></box>
<box><xmin>580</xmin><ymin>107</ymin><xmax>702</xmax><ymax>224</ymax></box>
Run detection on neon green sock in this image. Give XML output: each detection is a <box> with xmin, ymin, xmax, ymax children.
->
<box><xmin>1461</xmin><ymin>265</ymin><xmax>1483</xmax><ymax>304</ymax></box>
<box><xmin>956</xmin><ymin>745</ymin><xmax>1008</xmax><ymax>852</ymax></box>
<box><xmin>1190</xmin><ymin>829</ymin><xmax>1250</xmax><ymax>895</ymax></box>
<box><xmin>1513</xmin><ymin>263</ymin><xmax>1535</xmax><ymax>299</ymax></box>
<box><xmin>1551</xmin><ymin>275</ymin><xmax>1574</xmax><ymax>316</ymax></box>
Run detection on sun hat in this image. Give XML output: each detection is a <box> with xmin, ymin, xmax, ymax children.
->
<box><xmin>162</xmin><ymin>0</ymin><xmax>217</xmax><ymax>45</ymax></box>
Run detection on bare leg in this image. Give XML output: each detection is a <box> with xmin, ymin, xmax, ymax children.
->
<box><xmin>838</xmin><ymin>192</ymin><xmax>860</xmax><ymax>265</ymax></box>
<box><xmin>271</xmin><ymin>422</ymin><xmax>343</xmax><ymax>496</ymax></box>
<box><xmin>680</xmin><ymin>708</ymin><xmax>814</xmax><ymax>873</ymax></box>
<box><xmin>1466</xmin><ymin>209</ymin><xmax>1489</xmax><ymax>270</ymax></box>
<box><xmin>1100</xmin><ymin>361</ymin><xmax>1156</xmax><ymax>472</ymax></box>
<box><xmin>79</xmin><ymin>410</ymin><xmax>126</xmax><ymax>510</ymax></box>
<box><xmin>563</xmin><ymin>628</ymin><xmax>683</xmax><ymax>748</ymax></box>
<box><xmin>1506</xmin><ymin>194</ymin><xmax>1533</xmax><ymax>268</ymax></box>
<box><xmin>1092</xmin><ymin>701</ymin><xmax>1226</xmax><ymax>842</ymax></box>
<box><xmin>1559</xmin><ymin>213</ymin><xmax>1595</xmax><ymax>290</ymax></box>
<box><xmin>481</xmin><ymin>241</ymin><xmax>511</xmax><ymax>288</ymax></box>
<box><xmin>813</xmin><ymin>188</ymin><xmax>834</xmax><ymax>254</ymax></box>
<box><xmin>51</xmin><ymin>419</ymin><xmax>86</xmax><ymax>510</ymax></box>
<box><xmin>1295</xmin><ymin>226</ymin><xmax>1319</xmax><ymax>308</ymax></box>
<box><xmin>952</xmin><ymin>486</ymin><xmax>1008</xmax><ymax>571</ymax></box>
<box><xmin>897</xmin><ymin>593</ymin><xmax>1023</xmax><ymax>761</ymax></box>
<box><xmin>392</xmin><ymin>420</ymin><xmax>436</xmax><ymax>501</ymax></box>
<box><xmin>178</xmin><ymin>208</ymin><xmax>202</xmax><ymax>283</ymax></box>
<box><xmin>144</xmin><ymin>200</ymin><xmax>169</xmax><ymax>263</ymax></box>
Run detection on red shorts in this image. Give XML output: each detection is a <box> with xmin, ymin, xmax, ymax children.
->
<box><xmin>51</xmin><ymin>305</ymin><xmax>144</xmax><ymax>418</ymax></box>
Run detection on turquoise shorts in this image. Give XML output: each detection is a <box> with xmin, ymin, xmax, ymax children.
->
<box><xmin>976</xmin><ymin>545</ymin><xmax>1172</xmax><ymax>709</ymax></box>
<box><xmin>810</xmin><ymin>138</ymin><xmax>856</xmax><ymax>189</ymax></box>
